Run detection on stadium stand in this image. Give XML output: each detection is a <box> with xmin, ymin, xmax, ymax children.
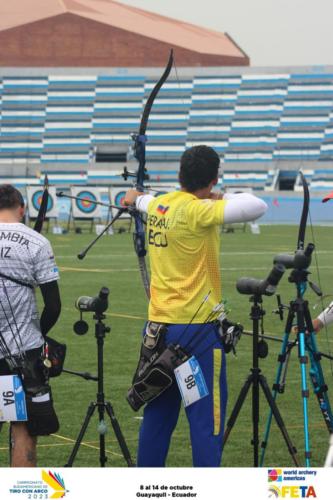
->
<box><xmin>307</xmin><ymin>168</ymin><xmax>333</xmax><ymax>191</ymax></box>
<box><xmin>1</xmin><ymin>68</ymin><xmax>333</xmax><ymax>190</ymax></box>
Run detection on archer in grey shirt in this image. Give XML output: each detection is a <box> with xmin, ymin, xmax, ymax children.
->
<box><xmin>0</xmin><ymin>223</ymin><xmax>60</xmax><ymax>358</ymax></box>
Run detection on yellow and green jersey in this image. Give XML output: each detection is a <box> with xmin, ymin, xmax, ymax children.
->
<box><xmin>146</xmin><ymin>191</ymin><xmax>226</xmax><ymax>323</ymax></box>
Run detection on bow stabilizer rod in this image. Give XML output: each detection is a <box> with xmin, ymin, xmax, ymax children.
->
<box><xmin>57</xmin><ymin>191</ymin><xmax>122</xmax><ymax>211</ymax></box>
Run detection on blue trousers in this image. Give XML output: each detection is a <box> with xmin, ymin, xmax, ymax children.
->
<box><xmin>137</xmin><ymin>322</ymin><xmax>227</xmax><ymax>467</ymax></box>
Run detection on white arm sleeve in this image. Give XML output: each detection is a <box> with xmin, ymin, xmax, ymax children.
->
<box><xmin>223</xmin><ymin>193</ymin><xmax>268</xmax><ymax>224</ymax></box>
<box><xmin>317</xmin><ymin>301</ymin><xmax>333</xmax><ymax>327</ymax></box>
<box><xmin>135</xmin><ymin>194</ymin><xmax>155</xmax><ymax>213</ymax></box>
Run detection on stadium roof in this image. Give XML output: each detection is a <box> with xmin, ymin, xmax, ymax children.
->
<box><xmin>0</xmin><ymin>0</ymin><xmax>247</xmax><ymax>59</ymax></box>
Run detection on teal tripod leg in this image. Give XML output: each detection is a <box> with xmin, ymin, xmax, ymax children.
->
<box><xmin>303</xmin><ymin>306</ymin><xmax>333</xmax><ymax>432</ymax></box>
<box><xmin>298</xmin><ymin>329</ymin><xmax>311</xmax><ymax>466</ymax></box>
<box><xmin>260</xmin><ymin>308</ymin><xmax>295</xmax><ymax>466</ymax></box>
<box><xmin>306</xmin><ymin>332</ymin><xmax>333</xmax><ymax>433</ymax></box>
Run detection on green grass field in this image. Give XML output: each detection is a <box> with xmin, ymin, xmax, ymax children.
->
<box><xmin>1</xmin><ymin>223</ymin><xmax>333</xmax><ymax>467</ymax></box>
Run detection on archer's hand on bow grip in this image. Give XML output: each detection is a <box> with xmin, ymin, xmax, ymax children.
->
<box><xmin>123</xmin><ymin>189</ymin><xmax>143</xmax><ymax>207</ymax></box>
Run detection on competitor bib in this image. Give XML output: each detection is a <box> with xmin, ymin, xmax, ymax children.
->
<box><xmin>0</xmin><ymin>375</ymin><xmax>27</xmax><ymax>422</ymax></box>
<box><xmin>174</xmin><ymin>356</ymin><xmax>209</xmax><ymax>408</ymax></box>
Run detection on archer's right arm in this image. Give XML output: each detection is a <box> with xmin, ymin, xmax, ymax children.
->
<box><xmin>124</xmin><ymin>189</ymin><xmax>267</xmax><ymax>223</ymax></box>
<box><xmin>33</xmin><ymin>240</ymin><xmax>61</xmax><ymax>337</ymax></box>
<box><xmin>39</xmin><ymin>281</ymin><xmax>61</xmax><ymax>337</ymax></box>
<box><xmin>222</xmin><ymin>192</ymin><xmax>267</xmax><ymax>224</ymax></box>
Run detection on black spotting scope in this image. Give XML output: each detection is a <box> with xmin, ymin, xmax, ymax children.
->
<box><xmin>236</xmin><ymin>263</ymin><xmax>286</xmax><ymax>297</ymax></box>
<box><xmin>75</xmin><ymin>287</ymin><xmax>109</xmax><ymax>315</ymax></box>
<box><xmin>274</xmin><ymin>243</ymin><xmax>314</xmax><ymax>270</ymax></box>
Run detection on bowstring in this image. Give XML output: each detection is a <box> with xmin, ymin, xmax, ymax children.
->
<box><xmin>2</xmin><ymin>280</ymin><xmax>24</xmax><ymax>351</ymax></box>
<box><xmin>308</xmin><ymin>209</ymin><xmax>333</xmax><ymax>378</ymax></box>
<box><xmin>172</xmin><ymin>56</ymin><xmax>229</xmax><ymax>324</ymax></box>
<box><xmin>0</xmin><ymin>280</ymin><xmax>25</xmax><ymax>361</ymax></box>
<box><xmin>0</xmin><ymin>299</ymin><xmax>24</xmax><ymax>363</ymax></box>
<box><xmin>0</xmin><ymin>332</ymin><xmax>18</xmax><ymax>370</ymax></box>
<box><xmin>0</xmin><ymin>330</ymin><xmax>13</xmax><ymax>359</ymax></box>
<box><xmin>172</xmin><ymin>54</ymin><xmax>189</xmax><ymax>152</ymax></box>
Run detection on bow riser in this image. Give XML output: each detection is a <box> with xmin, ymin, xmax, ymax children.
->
<box><xmin>34</xmin><ymin>174</ymin><xmax>49</xmax><ymax>234</ymax></box>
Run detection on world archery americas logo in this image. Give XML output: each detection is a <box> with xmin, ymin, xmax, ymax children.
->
<box><xmin>42</xmin><ymin>470</ymin><xmax>67</xmax><ymax>499</ymax></box>
<box><xmin>267</xmin><ymin>470</ymin><xmax>317</xmax><ymax>498</ymax></box>
<box><xmin>268</xmin><ymin>469</ymin><xmax>283</xmax><ymax>482</ymax></box>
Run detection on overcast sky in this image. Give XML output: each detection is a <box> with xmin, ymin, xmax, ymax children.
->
<box><xmin>119</xmin><ymin>0</ymin><xmax>332</xmax><ymax>67</ymax></box>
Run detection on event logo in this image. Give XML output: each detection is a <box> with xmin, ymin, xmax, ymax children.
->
<box><xmin>268</xmin><ymin>469</ymin><xmax>283</xmax><ymax>482</ymax></box>
<box><xmin>267</xmin><ymin>485</ymin><xmax>316</xmax><ymax>498</ymax></box>
<box><xmin>42</xmin><ymin>470</ymin><xmax>67</xmax><ymax>499</ymax></box>
<box><xmin>268</xmin><ymin>485</ymin><xmax>281</xmax><ymax>498</ymax></box>
<box><xmin>9</xmin><ymin>470</ymin><xmax>68</xmax><ymax>499</ymax></box>
<box><xmin>267</xmin><ymin>469</ymin><xmax>317</xmax><ymax>498</ymax></box>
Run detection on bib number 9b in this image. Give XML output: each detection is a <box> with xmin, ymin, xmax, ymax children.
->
<box><xmin>174</xmin><ymin>356</ymin><xmax>209</xmax><ymax>408</ymax></box>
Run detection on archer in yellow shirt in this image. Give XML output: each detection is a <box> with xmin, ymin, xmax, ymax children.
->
<box><xmin>147</xmin><ymin>191</ymin><xmax>226</xmax><ymax>323</ymax></box>
<box><xmin>125</xmin><ymin>145</ymin><xmax>267</xmax><ymax>467</ymax></box>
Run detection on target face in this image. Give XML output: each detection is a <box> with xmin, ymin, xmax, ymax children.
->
<box><xmin>113</xmin><ymin>191</ymin><xmax>127</xmax><ymax>207</ymax></box>
<box><xmin>75</xmin><ymin>191</ymin><xmax>98</xmax><ymax>214</ymax></box>
<box><xmin>32</xmin><ymin>190</ymin><xmax>54</xmax><ymax>213</ymax></box>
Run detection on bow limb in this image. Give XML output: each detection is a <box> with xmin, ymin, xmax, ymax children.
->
<box><xmin>297</xmin><ymin>170</ymin><xmax>309</xmax><ymax>251</ymax></box>
<box><xmin>139</xmin><ymin>50</ymin><xmax>174</xmax><ymax>138</ymax></box>
<box><xmin>305</xmin><ymin>174</ymin><xmax>333</xmax><ymax>378</ymax></box>
<box><xmin>34</xmin><ymin>174</ymin><xmax>49</xmax><ymax>233</ymax></box>
<box><xmin>131</xmin><ymin>50</ymin><xmax>174</xmax><ymax>299</ymax></box>
<box><xmin>134</xmin><ymin>49</ymin><xmax>174</xmax><ymax>191</ymax></box>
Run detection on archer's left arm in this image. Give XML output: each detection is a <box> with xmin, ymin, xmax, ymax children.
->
<box><xmin>124</xmin><ymin>189</ymin><xmax>154</xmax><ymax>213</ymax></box>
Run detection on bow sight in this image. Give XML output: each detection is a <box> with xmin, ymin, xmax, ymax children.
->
<box><xmin>122</xmin><ymin>165</ymin><xmax>150</xmax><ymax>182</ymax></box>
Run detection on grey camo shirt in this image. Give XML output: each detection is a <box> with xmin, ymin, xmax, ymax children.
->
<box><xmin>0</xmin><ymin>223</ymin><xmax>59</xmax><ymax>358</ymax></box>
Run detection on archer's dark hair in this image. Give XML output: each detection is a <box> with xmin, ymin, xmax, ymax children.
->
<box><xmin>0</xmin><ymin>185</ymin><xmax>24</xmax><ymax>210</ymax></box>
<box><xmin>179</xmin><ymin>145</ymin><xmax>220</xmax><ymax>192</ymax></box>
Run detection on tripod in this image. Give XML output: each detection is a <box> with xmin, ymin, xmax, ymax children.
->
<box><xmin>222</xmin><ymin>293</ymin><xmax>299</xmax><ymax>467</ymax></box>
<box><xmin>260</xmin><ymin>267</ymin><xmax>333</xmax><ymax>467</ymax></box>
<box><xmin>65</xmin><ymin>312</ymin><xmax>134</xmax><ymax>467</ymax></box>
